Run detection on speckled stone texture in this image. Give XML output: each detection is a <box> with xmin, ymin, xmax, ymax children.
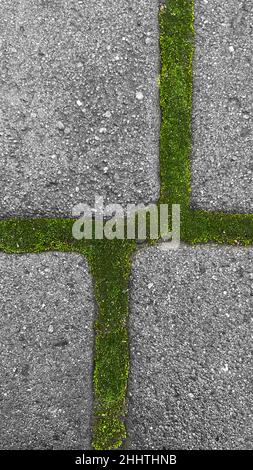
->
<box><xmin>191</xmin><ymin>0</ymin><xmax>253</xmax><ymax>213</ymax></box>
<box><xmin>0</xmin><ymin>0</ymin><xmax>160</xmax><ymax>217</ymax></box>
<box><xmin>0</xmin><ymin>252</ymin><xmax>94</xmax><ymax>449</ymax></box>
<box><xmin>128</xmin><ymin>244</ymin><xmax>253</xmax><ymax>449</ymax></box>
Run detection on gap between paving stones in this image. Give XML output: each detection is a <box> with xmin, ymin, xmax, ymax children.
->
<box><xmin>0</xmin><ymin>0</ymin><xmax>253</xmax><ymax>450</ymax></box>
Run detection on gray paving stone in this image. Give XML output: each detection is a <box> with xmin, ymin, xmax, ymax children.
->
<box><xmin>0</xmin><ymin>252</ymin><xmax>94</xmax><ymax>450</ymax></box>
<box><xmin>128</xmin><ymin>245</ymin><xmax>253</xmax><ymax>449</ymax></box>
<box><xmin>0</xmin><ymin>0</ymin><xmax>160</xmax><ymax>217</ymax></box>
<box><xmin>191</xmin><ymin>0</ymin><xmax>253</xmax><ymax>213</ymax></box>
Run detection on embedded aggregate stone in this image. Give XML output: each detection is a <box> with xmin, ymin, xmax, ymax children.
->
<box><xmin>191</xmin><ymin>0</ymin><xmax>253</xmax><ymax>212</ymax></box>
<box><xmin>128</xmin><ymin>244</ymin><xmax>253</xmax><ymax>449</ymax></box>
<box><xmin>0</xmin><ymin>0</ymin><xmax>160</xmax><ymax>217</ymax></box>
<box><xmin>0</xmin><ymin>252</ymin><xmax>95</xmax><ymax>449</ymax></box>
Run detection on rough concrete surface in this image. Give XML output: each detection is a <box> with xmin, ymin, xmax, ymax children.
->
<box><xmin>191</xmin><ymin>0</ymin><xmax>253</xmax><ymax>213</ymax></box>
<box><xmin>0</xmin><ymin>252</ymin><xmax>94</xmax><ymax>449</ymax></box>
<box><xmin>0</xmin><ymin>0</ymin><xmax>160</xmax><ymax>217</ymax></box>
<box><xmin>128</xmin><ymin>245</ymin><xmax>253</xmax><ymax>449</ymax></box>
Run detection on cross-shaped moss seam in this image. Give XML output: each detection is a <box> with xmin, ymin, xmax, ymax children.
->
<box><xmin>0</xmin><ymin>0</ymin><xmax>252</xmax><ymax>450</ymax></box>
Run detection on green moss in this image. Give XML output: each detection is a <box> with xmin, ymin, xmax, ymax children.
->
<box><xmin>159</xmin><ymin>0</ymin><xmax>194</xmax><ymax>211</ymax></box>
<box><xmin>0</xmin><ymin>219</ymin><xmax>76</xmax><ymax>253</ymax></box>
<box><xmin>159</xmin><ymin>0</ymin><xmax>253</xmax><ymax>245</ymax></box>
<box><xmin>90</xmin><ymin>239</ymin><xmax>136</xmax><ymax>449</ymax></box>
<box><xmin>0</xmin><ymin>218</ymin><xmax>135</xmax><ymax>449</ymax></box>
<box><xmin>0</xmin><ymin>0</ymin><xmax>252</xmax><ymax>452</ymax></box>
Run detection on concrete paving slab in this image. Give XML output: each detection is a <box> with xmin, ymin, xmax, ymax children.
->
<box><xmin>128</xmin><ymin>245</ymin><xmax>253</xmax><ymax>449</ymax></box>
<box><xmin>0</xmin><ymin>0</ymin><xmax>160</xmax><ymax>217</ymax></box>
<box><xmin>0</xmin><ymin>252</ymin><xmax>94</xmax><ymax>450</ymax></box>
<box><xmin>191</xmin><ymin>0</ymin><xmax>253</xmax><ymax>213</ymax></box>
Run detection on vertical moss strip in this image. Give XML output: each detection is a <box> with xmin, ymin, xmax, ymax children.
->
<box><xmin>90</xmin><ymin>240</ymin><xmax>136</xmax><ymax>450</ymax></box>
<box><xmin>159</xmin><ymin>0</ymin><xmax>194</xmax><ymax>214</ymax></box>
